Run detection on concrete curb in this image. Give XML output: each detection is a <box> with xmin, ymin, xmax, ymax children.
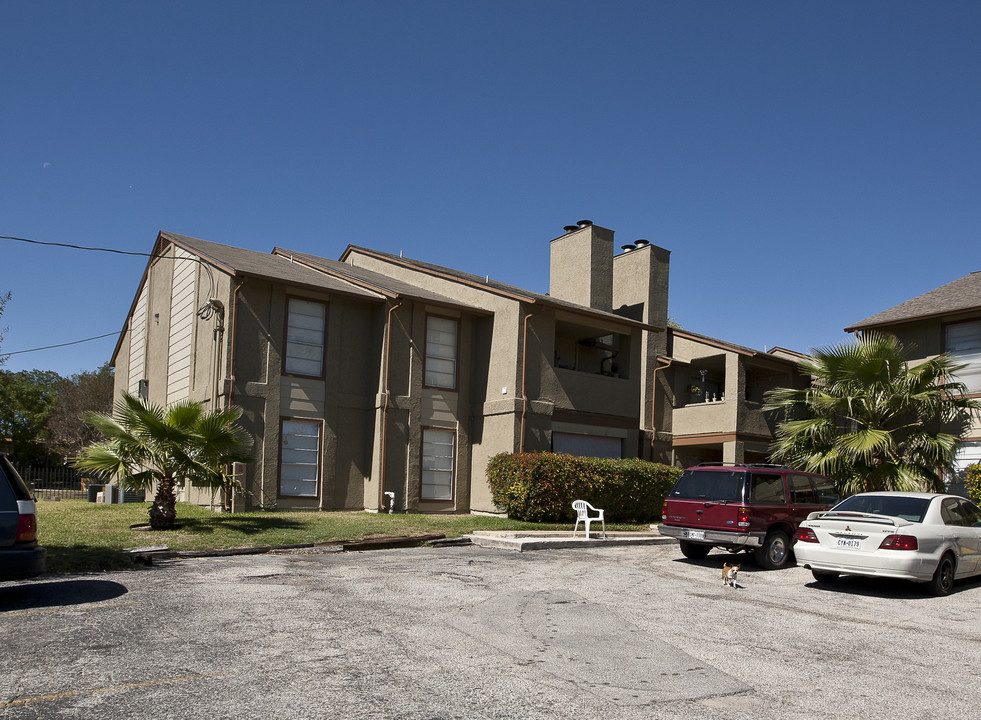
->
<box><xmin>122</xmin><ymin>534</ymin><xmax>449</xmax><ymax>564</ymax></box>
<box><xmin>466</xmin><ymin>531</ymin><xmax>678</xmax><ymax>552</ymax></box>
<box><xmin>122</xmin><ymin>531</ymin><xmax>678</xmax><ymax>563</ymax></box>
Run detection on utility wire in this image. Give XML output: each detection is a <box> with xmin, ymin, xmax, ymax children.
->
<box><xmin>2</xmin><ymin>332</ymin><xmax>119</xmax><ymax>357</ymax></box>
<box><xmin>1</xmin><ymin>234</ymin><xmax>212</xmax><ymax>266</ymax></box>
<box><xmin>1</xmin><ymin>234</ymin><xmax>154</xmax><ymax>257</ymax></box>
<box><xmin>2</xmin><ymin>232</ymin><xmax>218</xmax><ymax>297</ymax></box>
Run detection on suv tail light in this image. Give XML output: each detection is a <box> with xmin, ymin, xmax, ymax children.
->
<box><xmin>796</xmin><ymin>527</ymin><xmax>819</xmax><ymax>543</ymax></box>
<box><xmin>879</xmin><ymin>534</ymin><xmax>918</xmax><ymax>551</ymax></box>
<box><xmin>16</xmin><ymin>512</ymin><xmax>38</xmax><ymax>542</ymax></box>
<box><xmin>737</xmin><ymin>506</ymin><xmax>750</xmax><ymax>528</ymax></box>
<box><xmin>662</xmin><ymin>500</ymin><xmax>668</xmax><ymax>521</ymax></box>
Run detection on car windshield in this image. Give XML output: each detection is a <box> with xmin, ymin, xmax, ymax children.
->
<box><xmin>830</xmin><ymin>495</ymin><xmax>931</xmax><ymax>523</ymax></box>
<box><xmin>669</xmin><ymin>470</ymin><xmax>745</xmax><ymax>503</ymax></box>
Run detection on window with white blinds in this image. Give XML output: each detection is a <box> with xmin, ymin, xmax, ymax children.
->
<box><xmin>280</xmin><ymin>419</ymin><xmax>321</xmax><ymax>497</ymax></box>
<box><xmin>425</xmin><ymin>316</ymin><xmax>457</xmax><ymax>389</ymax></box>
<box><xmin>422</xmin><ymin>428</ymin><xmax>455</xmax><ymax>500</ymax></box>
<box><xmin>285</xmin><ymin>298</ymin><xmax>326</xmax><ymax>377</ymax></box>
<box><xmin>946</xmin><ymin>320</ymin><xmax>981</xmax><ymax>394</ymax></box>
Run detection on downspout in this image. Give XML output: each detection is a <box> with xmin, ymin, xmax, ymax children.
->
<box><xmin>379</xmin><ymin>300</ymin><xmax>402</xmax><ymax>511</ymax></box>
<box><xmin>227</xmin><ymin>278</ymin><xmax>246</xmax><ymax>409</ymax></box>
<box><xmin>519</xmin><ymin>305</ymin><xmax>541</xmax><ymax>453</ymax></box>
<box><xmin>651</xmin><ymin>357</ymin><xmax>673</xmax><ymax>455</ymax></box>
<box><xmin>225</xmin><ymin>278</ymin><xmax>245</xmax><ymax>512</ymax></box>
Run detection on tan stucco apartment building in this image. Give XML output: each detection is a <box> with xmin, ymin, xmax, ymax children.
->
<box><xmin>111</xmin><ymin>222</ymin><xmax>812</xmax><ymax>513</ymax></box>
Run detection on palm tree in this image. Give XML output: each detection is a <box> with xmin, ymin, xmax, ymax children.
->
<box><xmin>73</xmin><ymin>393</ymin><xmax>253</xmax><ymax>529</ymax></box>
<box><xmin>764</xmin><ymin>332</ymin><xmax>981</xmax><ymax>494</ymax></box>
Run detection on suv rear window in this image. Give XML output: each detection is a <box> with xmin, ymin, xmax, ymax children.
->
<box><xmin>669</xmin><ymin>469</ymin><xmax>745</xmax><ymax>503</ymax></box>
<box><xmin>0</xmin><ymin>455</ymin><xmax>33</xmax><ymax>502</ymax></box>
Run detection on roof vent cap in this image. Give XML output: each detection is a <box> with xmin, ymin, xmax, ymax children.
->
<box><xmin>620</xmin><ymin>244</ymin><xmax>636</xmax><ymax>253</ymax></box>
<box><xmin>563</xmin><ymin>225</ymin><xmax>579</xmax><ymax>233</ymax></box>
<box><xmin>634</xmin><ymin>238</ymin><xmax>650</xmax><ymax>247</ymax></box>
<box><xmin>577</xmin><ymin>219</ymin><xmax>593</xmax><ymax>228</ymax></box>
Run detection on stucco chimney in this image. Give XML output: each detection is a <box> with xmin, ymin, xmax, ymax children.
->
<box><xmin>613</xmin><ymin>241</ymin><xmax>670</xmax><ymax>349</ymax></box>
<box><xmin>549</xmin><ymin>222</ymin><xmax>614</xmax><ymax>312</ymax></box>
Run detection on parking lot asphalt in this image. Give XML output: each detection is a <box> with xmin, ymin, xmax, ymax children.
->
<box><xmin>3</xmin><ymin>542</ymin><xmax>980</xmax><ymax>719</ymax></box>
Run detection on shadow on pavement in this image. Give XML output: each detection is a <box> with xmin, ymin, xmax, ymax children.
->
<box><xmin>803</xmin><ymin>573</ymin><xmax>981</xmax><ymax>599</ymax></box>
<box><xmin>0</xmin><ymin>578</ymin><xmax>129</xmax><ymax>611</ymax></box>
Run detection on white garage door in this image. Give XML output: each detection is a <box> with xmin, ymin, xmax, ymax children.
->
<box><xmin>552</xmin><ymin>432</ymin><xmax>623</xmax><ymax>459</ymax></box>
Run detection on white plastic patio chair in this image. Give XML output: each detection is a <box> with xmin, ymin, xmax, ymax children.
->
<box><xmin>572</xmin><ymin>500</ymin><xmax>606</xmax><ymax>539</ymax></box>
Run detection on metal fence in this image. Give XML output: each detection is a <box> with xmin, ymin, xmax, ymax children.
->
<box><xmin>13</xmin><ymin>463</ymin><xmax>113</xmax><ymax>501</ymax></box>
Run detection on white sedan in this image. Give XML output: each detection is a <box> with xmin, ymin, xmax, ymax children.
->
<box><xmin>794</xmin><ymin>492</ymin><xmax>981</xmax><ymax>596</ymax></box>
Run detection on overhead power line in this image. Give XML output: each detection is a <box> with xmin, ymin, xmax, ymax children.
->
<box><xmin>1</xmin><ymin>234</ymin><xmax>154</xmax><ymax>257</ymax></box>
<box><xmin>2</xmin><ymin>332</ymin><xmax>119</xmax><ymax>357</ymax></box>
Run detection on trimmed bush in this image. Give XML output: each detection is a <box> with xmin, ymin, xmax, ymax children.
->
<box><xmin>964</xmin><ymin>463</ymin><xmax>981</xmax><ymax>505</ymax></box>
<box><xmin>486</xmin><ymin>452</ymin><xmax>681</xmax><ymax>523</ymax></box>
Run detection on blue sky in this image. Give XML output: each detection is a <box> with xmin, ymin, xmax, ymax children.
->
<box><xmin>2</xmin><ymin>1</ymin><xmax>980</xmax><ymax>376</ymax></box>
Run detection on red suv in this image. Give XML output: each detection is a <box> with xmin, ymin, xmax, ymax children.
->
<box><xmin>657</xmin><ymin>463</ymin><xmax>839</xmax><ymax>569</ymax></box>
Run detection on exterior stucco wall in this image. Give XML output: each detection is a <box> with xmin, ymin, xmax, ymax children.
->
<box><xmin>228</xmin><ymin>278</ymin><xmax>383</xmax><ymax>511</ymax></box>
<box><xmin>874</xmin><ymin>315</ymin><xmax>981</xmax><ymax>439</ymax></box>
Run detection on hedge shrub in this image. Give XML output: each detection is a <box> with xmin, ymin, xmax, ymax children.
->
<box><xmin>486</xmin><ymin>452</ymin><xmax>681</xmax><ymax>523</ymax></box>
<box><xmin>964</xmin><ymin>463</ymin><xmax>981</xmax><ymax>505</ymax></box>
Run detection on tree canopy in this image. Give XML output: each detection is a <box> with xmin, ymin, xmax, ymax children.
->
<box><xmin>46</xmin><ymin>363</ymin><xmax>115</xmax><ymax>460</ymax></box>
<box><xmin>0</xmin><ymin>368</ymin><xmax>62</xmax><ymax>465</ymax></box>
<box><xmin>764</xmin><ymin>332</ymin><xmax>981</xmax><ymax>494</ymax></box>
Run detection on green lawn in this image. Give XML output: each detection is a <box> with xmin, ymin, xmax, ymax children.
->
<box><xmin>35</xmin><ymin>500</ymin><xmax>647</xmax><ymax>574</ymax></box>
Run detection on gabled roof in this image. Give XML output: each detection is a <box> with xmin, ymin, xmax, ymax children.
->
<box><xmin>163</xmin><ymin>233</ymin><xmax>385</xmax><ymax>300</ymax></box>
<box><xmin>338</xmin><ymin>244</ymin><xmax>661</xmax><ymax>332</ymax></box>
<box><xmin>845</xmin><ymin>271</ymin><xmax>981</xmax><ymax>332</ymax></box>
<box><xmin>668</xmin><ymin>327</ymin><xmax>801</xmax><ymax>367</ymax></box>
<box><xmin>270</xmin><ymin>247</ymin><xmax>489</xmax><ymax>313</ymax></box>
<box><xmin>111</xmin><ymin>232</ymin><xmax>389</xmax><ymax>366</ymax></box>
<box><xmin>766</xmin><ymin>346</ymin><xmax>811</xmax><ymax>362</ymax></box>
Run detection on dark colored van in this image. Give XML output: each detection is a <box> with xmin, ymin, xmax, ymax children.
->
<box><xmin>0</xmin><ymin>452</ymin><xmax>45</xmax><ymax>580</ymax></box>
<box><xmin>657</xmin><ymin>463</ymin><xmax>839</xmax><ymax>569</ymax></box>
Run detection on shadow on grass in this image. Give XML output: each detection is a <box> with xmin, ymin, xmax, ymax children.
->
<box><xmin>0</xmin><ymin>578</ymin><xmax>129</xmax><ymax>611</ymax></box>
<box><xmin>170</xmin><ymin>514</ymin><xmax>308</xmax><ymax>536</ymax></box>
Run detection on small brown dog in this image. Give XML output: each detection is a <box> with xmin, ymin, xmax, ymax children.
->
<box><xmin>722</xmin><ymin>562</ymin><xmax>740</xmax><ymax>588</ymax></box>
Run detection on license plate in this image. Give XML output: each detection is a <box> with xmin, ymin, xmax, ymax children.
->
<box><xmin>687</xmin><ymin>530</ymin><xmax>705</xmax><ymax>541</ymax></box>
<box><xmin>837</xmin><ymin>538</ymin><xmax>861</xmax><ymax>549</ymax></box>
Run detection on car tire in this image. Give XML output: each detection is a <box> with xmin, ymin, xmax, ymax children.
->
<box><xmin>753</xmin><ymin>530</ymin><xmax>790</xmax><ymax>570</ymax></box>
<box><xmin>811</xmin><ymin>569</ymin><xmax>839</xmax><ymax>583</ymax></box>
<box><xmin>929</xmin><ymin>553</ymin><xmax>955</xmax><ymax>596</ymax></box>
<box><xmin>679</xmin><ymin>540</ymin><xmax>711</xmax><ymax>560</ymax></box>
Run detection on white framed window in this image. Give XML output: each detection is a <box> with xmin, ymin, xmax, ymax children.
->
<box><xmin>285</xmin><ymin>297</ymin><xmax>326</xmax><ymax>377</ymax></box>
<box><xmin>422</xmin><ymin>428</ymin><xmax>455</xmax><ymax>500</ymax></box>
<box><xmin>425</xmin><ymin>315</ymin><xmax>458</xmax><ymax>389</ymax></box>
<box><xmin>280</xmin><ymin>418</ymin><xmax>321</xmax><ymax>497</ymax></box>
<box><xmin>946</xmin><ymin>320</ymin><xmax>981</xmax><ymax>394</ymax></box>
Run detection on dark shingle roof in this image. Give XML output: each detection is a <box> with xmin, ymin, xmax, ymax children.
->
<box><xmin>339</xmin><ymin>245</ymin><xmax>659</xmax><ymax>331</ymax></box>
<box><xmin>271</xmin><ymin>247</ymin><xmax>488</xmax><ymax>312</ymax></box>
<box><xmin>163</xmin><ymin>232</ymin><xmax>385</xmax><ymax>301</ymax></box>
<box><xmin>668</xmin><ymin>327</ymin><xmax>800</xmax><ymax>366</ymax></box>
<box><xmin>844</xmin><ymin>271</ymin><xmax>981</xmax><ymax>332</ymax></box>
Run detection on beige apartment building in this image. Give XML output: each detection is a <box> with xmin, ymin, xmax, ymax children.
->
<box><xmin>111</xmin><ymin>222</ymin><xmax>811</xmax><ymax>513</ymax></box>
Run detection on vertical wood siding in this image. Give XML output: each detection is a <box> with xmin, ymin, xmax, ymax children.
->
<box><xmin>167</xmin><ymin>249</ymin><xmax>196</xmax><ymax>404</ymax></box>
<box><xmin>127</xmin><ymin>284</ymin><xmax>148</xmax><ymax>395</ymax></box>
